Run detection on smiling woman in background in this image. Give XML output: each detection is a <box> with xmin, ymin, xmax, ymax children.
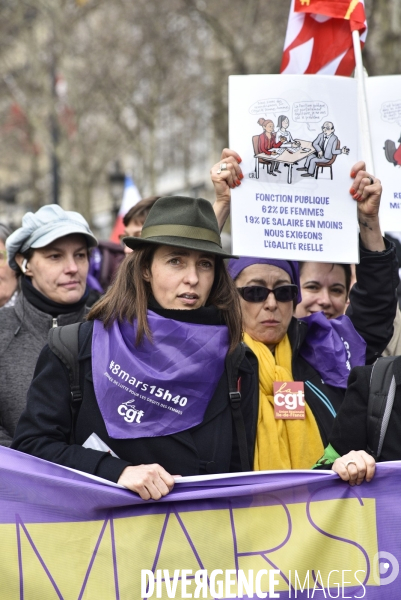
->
<box><xmin>295</xmin><ymin>262</ymin><xmax>351</xmax><ymax>320</ymax></box>
<box><xmin>0</xmin><ymin>205</ymin><xmax>97</xmax><ymax>446</ymax></box>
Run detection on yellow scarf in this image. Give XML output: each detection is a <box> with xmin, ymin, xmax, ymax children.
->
<box><xmin>243</xmin><ymin>332</ymin><xmax>324</xmax><ymax>471</ymax></box>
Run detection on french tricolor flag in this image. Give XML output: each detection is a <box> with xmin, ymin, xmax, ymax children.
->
<box><xmin>110</xmin><ymin>176</ymin><xmax>142</xmax><ymax>243</ymax></box>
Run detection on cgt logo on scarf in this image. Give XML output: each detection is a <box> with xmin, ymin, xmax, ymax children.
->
<box><xmin>117</xmin><ymin>401</ymin><xmax>145</xmax><ymax>424</ymax></box>
<box><xmin>273</xmin><ymin>382</ymin><xmax>305</xmax><ymax>419</ymax></box>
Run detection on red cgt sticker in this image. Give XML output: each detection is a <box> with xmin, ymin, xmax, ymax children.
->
<box><xmin>273</xmin><ymin>381</ymin><xmax>305</xmax><ymax>420</ymax></box>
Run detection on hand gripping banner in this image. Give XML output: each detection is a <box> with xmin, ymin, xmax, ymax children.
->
<box><xmin>0</xmin><ymin>446</ymin><xmax>400</xmax><ymax>599</ymax></box>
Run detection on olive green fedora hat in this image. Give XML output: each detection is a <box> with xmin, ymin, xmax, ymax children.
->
<box><xmin>123</xmin><ymin>196</ymin><xmax>237</xmax><ymax>258</ymax></box>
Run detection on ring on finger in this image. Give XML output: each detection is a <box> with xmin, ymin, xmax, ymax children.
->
<box><xmin>367</xmin><ymin>176</ymin><xmax>374</xmax><ymax>185</ymax></box>
<box><xmin>344</xmin><ymin>460</ymin><xmax>357</xmax><ymax>468</ymax></box>
<box><xmin>217</xmin><ymin>162</ymin><xmax>227</xmax><ymax>174</ymax></box>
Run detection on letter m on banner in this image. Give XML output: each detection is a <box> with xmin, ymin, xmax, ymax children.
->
<box><xmin>281</xmin><ymin>0</ymin><xmax>367</xmax><ymax>76</ymax></box>
<box><xmin>14</xmin><ymin>515</ymin><xmax>120</xmax><ymax>599</ymax></box>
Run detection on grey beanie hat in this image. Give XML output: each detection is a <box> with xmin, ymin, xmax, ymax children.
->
<box><xmin>6</xmin><ymin>204</ymin><xmax>98</xmax><ymax>271</ymax></box>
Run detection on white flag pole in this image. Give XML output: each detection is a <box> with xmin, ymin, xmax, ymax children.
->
<box><xmin>352</xmin><ymin>29</ymin><xmax>374</xmax><ymax>174</ymax></box>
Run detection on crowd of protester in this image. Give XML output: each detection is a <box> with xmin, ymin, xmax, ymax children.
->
<box><xmin>0</xmin><ymin>148</ymin><xmax>400</xmax><ymax>498</ymax></box>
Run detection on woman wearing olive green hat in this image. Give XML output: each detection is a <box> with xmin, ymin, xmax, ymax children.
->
<box><xmin>13</xmin><ymin>196</ymin><xmax>258</xmax><ymax>500</ymax></box>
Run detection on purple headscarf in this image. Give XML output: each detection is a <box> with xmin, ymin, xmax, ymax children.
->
<box><xmin>227</xmin><ymin>257</ymin><xmax>302</xmax><ymax>304</ymax></box>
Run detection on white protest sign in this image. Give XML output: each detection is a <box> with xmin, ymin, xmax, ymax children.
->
<box><xmin>366</xmin><ymin>76</ymin><xmax>401</xmax><ymax>232</ymax></box>
<box><xmin>229</xmin><ymin>74</ymin><xmax>359</xmax><ymax>263</ymax></box>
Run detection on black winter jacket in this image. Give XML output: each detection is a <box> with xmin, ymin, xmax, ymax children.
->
<box><xmin>324</xmin><ymin>357</ymin><xmax>401</xmax><ymax>463</ymax></box>
<box><xmin>286</xmin><ymin>237</ymin><xmax>399</xmax><ymax>446</ymax></box>
<box><xmin>346</xmin><ymin>236</ymin><xmax>399</xmax><ymax>363</ymax></box>
<box><xmin>12</xmin><ymin>321</ymin><xmax>259</xmax><ymax>483</ymax></box>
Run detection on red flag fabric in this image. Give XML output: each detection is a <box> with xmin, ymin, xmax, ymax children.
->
<box><xmin>281</xmin><ymin>0</ymin><xmax>367</xmax><ymax>76</ymax></box>
<box><xmin>295</xmin><ymin>0</ymin><xmax>366</xmax><ymax>30</ymax></box>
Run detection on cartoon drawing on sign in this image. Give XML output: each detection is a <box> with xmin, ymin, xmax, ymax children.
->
<box><xmin>252</xmin><ymin>106</ymin><xmax>350</xmax><ymax>184</ymax></box>
<box><xmin>381</xmin><ymin>100</ymin><xmax>401</xmax><ymax>168</ymax></box>
<box><xmin>384</xmin><ymin>134</ymin><xmax>401</xmax><ymax>167</ymax></box>
<box><xmin>297</xmin><ymin>121</ymin><xmax>350</xmax><ymax>178</ymax></box>
<box><xmin>276</xmin><ymin>115</ymin><xmax>301</xmax><ymax>149</ymax></box>
<box><xmin>254</xmin><ymin>118</ymin><xmax>283</xmax><ymax>177</ymax></box>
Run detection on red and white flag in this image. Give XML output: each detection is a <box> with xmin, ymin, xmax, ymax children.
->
<box><xmin>110</xmin><ymin>176</ymin><xmax>141</xmax><ymax>243</ymax></box>
<box><xmin>281</xmin><ymin>0</ymin><xmax>367</xmax><ymax>76</ymax></box>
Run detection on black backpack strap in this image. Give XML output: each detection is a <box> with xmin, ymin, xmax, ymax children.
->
<box><xmin>48</xmin><ymin>323</ymin><xmax>82</xmax><ymax>444</ymax></box>
<box><xmin>225</xmin><ymin>342</ymin><xmax>251</xmax><ymax>472</ymax></box>
<box><xmin>366</xmin><ymin>356</ymin><xmax>397</xmax><ymax>459</ymax></box>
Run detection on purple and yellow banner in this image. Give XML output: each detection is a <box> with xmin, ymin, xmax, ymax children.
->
<box><xmin>0</xmin><ymin>446</ymin><xmax>400</xmax><ymax>599</ymax></box>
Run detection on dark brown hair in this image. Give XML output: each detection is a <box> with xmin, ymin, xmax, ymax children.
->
<box><xmin>123</xmin><ymin>196</ymin><xmax>161</xmax><ymax>227</ymax></box>
<box><xmin>87</xmin><ymin>243</ymin><xmax>242</xmax><ymax>352</ymax></box>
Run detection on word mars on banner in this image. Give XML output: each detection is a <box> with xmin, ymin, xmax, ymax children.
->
<box><xmin>229</xmin><ymin>74</ymin><xmax>359</xmax><ymax>263</ymax></box>
<box><xmin>3</xmin><ymin>446</ymin><xmax>401</xmax><ymax>598</ymax></box>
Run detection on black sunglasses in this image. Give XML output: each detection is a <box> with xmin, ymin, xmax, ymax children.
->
<box><xmin>237</xmin><ymin>284</ymin><xmax>298</xmax><ymax>303</ymax></box>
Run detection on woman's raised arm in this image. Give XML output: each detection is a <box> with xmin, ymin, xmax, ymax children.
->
<box><xmin>211</xmin><ymin>148</ymin><xmax>243</xmax><ymax>231</ymax></box>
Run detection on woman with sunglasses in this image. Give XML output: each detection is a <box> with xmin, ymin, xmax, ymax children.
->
<box><xmin>225</xmin><ymin>256</ymin><xmax>367</xmax><ymax>470</ymax></box>
<box><xmin>210</xmin><ymin>150</ymin><xmax>397</xmax><ymax>470</ymax></box>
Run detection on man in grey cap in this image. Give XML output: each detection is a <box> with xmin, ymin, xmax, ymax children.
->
<box><xmin>0</xmin><ymin>204</ymin><xmax>97</xmax><ymax>446</ymax></box>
